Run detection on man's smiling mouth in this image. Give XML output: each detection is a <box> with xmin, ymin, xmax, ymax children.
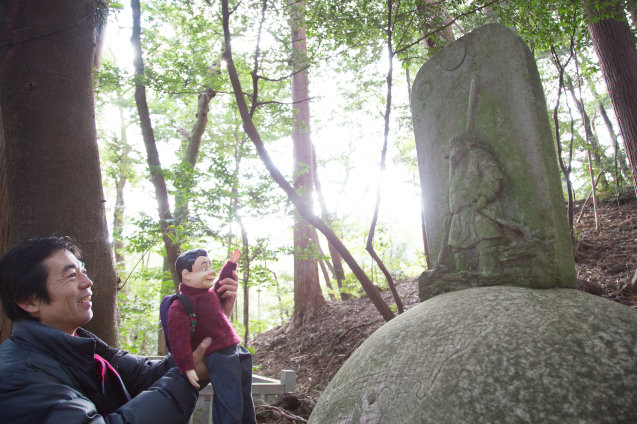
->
<box><xmin>78</xmin><ymin>296</ymin><xmax>91</xmax><ymax>303</ymax></box>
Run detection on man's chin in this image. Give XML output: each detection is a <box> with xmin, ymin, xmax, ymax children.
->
<box><xmin>81</xmin><ymin>311</ymin><xmax>93</xmax><ymax>326</ymax></box>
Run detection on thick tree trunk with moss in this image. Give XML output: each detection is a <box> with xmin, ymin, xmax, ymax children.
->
<box><xmin>290</xmin><ymin>1</ymin><xmax>326</xmax><ymax>327</ymax></box>
<box><xmin>0</xmin><ymin>0</ymin><xmax>119</xmax><ymax>345</ymax></box>
<box><xmin>586</xmin><ymin>0</ymin><xmax>637</xmax><ymax>194</ymax></box>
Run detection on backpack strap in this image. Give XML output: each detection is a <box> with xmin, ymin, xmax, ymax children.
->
<box><xmin>175</xmin><ymin>294</ymin><xmax>197</xmax><ymax>338</ymax></box>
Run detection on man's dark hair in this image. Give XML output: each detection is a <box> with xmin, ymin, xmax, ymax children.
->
<box><xmin>0</xmin><ymin>237</ymin><xmax>81</xmax><ymax>321</ymax></box>
<box><xmin>175</xmin><ymin>249</ymin><xmax>208</xmax><ymax>282</ymax></box>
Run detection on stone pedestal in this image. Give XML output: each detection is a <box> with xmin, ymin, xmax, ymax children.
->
<box><xmin>308</xmin><ymin>287</ymin><xmax>637</xmax><ymax>424</ymax></box>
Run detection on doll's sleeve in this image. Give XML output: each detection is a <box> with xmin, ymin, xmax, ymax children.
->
<box><xmin>213</xmin><ymin>261</ymin><xmax>238</xmax><ymax>303</ymax></box>
<box><xmin>167</xmin><ymin>301</ymin><xmax>195</xmax><ymax>372</ymax></box>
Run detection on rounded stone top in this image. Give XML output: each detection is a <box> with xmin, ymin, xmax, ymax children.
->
<box><xmin>309</xmin><ymin>287</ymin><xmax>637</xmax><ymax>424</ymax></box>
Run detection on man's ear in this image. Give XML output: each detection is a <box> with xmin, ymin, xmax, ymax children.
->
<box><xmin>182</xmin><ymin>268</ymin><xmax>191</xmax><ymax>281</ymax></box>
<box><xmin>16</xmin><ymin>295</ymin><xmax>41</xmax><ymax>317</ymax></box>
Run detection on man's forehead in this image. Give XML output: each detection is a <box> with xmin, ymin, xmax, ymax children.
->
<box><xmin>45</xmin><ymin>250</ymin><xmax>82</xmax><ymax>274</ymax></box>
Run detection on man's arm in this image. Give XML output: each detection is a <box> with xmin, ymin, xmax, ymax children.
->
<box><xmin>0</xmin><ymin>368</ymin><xmax>197</xmax><ymax>424</ymax></box>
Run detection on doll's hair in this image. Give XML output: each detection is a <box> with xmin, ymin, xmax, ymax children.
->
<box><xmin>175</xmin><ymin>249</ymin><xmax>208</xmax><ymax>282</ymax></box>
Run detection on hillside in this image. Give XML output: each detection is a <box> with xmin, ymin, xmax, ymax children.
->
<box><xmin>251</xmin><ymin>193</ymin><xmax>637</xmax><ymax>422</ymax></box>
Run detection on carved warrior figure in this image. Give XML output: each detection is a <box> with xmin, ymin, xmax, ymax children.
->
<box><xmin>438</xmin><ymin>77</ymin><xmax>506</xmax><ymax>273</ymax></box>
<box><xmin>445</xmin><ymin>134</ymin><xmax>504</xmax><ymax>272</ymax></box>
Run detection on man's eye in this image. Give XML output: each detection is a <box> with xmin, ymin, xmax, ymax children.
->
<box><xmin>82</xmin><ymin>270</ymin><xmax>88</xmax><ymax>275</ymax></box>
<box><xmin>202</xmin><ymin>267</ymin><xmax>207</xmax><ymax>271</ymax></box>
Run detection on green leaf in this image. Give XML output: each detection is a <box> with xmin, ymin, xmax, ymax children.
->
<box><xmin>109</xmin><ymin>2</ymin><xmax>124</xmax><ymax>9</ymax></box>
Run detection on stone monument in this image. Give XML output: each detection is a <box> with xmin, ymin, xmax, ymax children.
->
<box><xmin>308</xmin><ymin>24</ymin><xmax>637</xmax><ymax>424</ymax></box>
<box><xmin>410</xmin><ymin>24</ymin><xmax>576</xmax><ymax>300</ymax></box>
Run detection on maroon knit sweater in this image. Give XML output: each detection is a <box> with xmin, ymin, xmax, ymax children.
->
<box><xmin>167</xmin><ymin>261</ymin><xmax>241</xmax><ymax>372</ymax></box>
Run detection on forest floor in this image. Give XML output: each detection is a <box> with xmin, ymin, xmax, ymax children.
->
<box><xmin>250</xmin><ymin>192</ymin><xmax>637</xmax><ymax>423</ymax></box>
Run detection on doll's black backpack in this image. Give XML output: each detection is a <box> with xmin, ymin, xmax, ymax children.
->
<box><xmin>159</xmin><ymin>294</ymin><xmax>197</xmax><ymax>353</ymax></box>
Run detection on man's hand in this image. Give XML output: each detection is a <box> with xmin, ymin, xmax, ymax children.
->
<box><xmin>193</xmin><ymin>337</ymin><xmax>211</xmax><ymax>382</ymax></box>
<box><xmin>217</xmin><ymin>270</ymin><xmax>239</xmax><ymax>317</ymax></box>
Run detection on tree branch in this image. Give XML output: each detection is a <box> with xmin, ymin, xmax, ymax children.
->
<box><xmin>395</xmin><ymin>0</ymin><xmax>500</xmax><ymax>54</ymax></box>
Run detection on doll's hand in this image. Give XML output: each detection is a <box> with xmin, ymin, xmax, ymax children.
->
<box><xmin>186</xmin><ymin>369</ymin><xmax>200</xmax><ymax>388</ymax></box>
<box><xmin>229</xmin><ymin>248</ymin><xmax>241</xmax><ymax>264</ymax></box>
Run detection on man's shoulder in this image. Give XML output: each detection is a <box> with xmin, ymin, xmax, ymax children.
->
<box><xmin>0</xmin><ymin>338</ymin><xmax>28</xmax><ymax>373</ymax></box>
<box><xmin>0</xmin><ymin>337</ymin><xmax>67</xmax><ymax>381</ymax></box>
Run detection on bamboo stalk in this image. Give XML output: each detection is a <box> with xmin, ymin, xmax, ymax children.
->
<box><xmin>587</xmin><ymin>151</ymin><xmax>600</xmax><ymax>231</ymax></box>
<box><xmin>577</xmin><ymin>165</ymin><xmax>607</xmax><ymax>224</ymax></box>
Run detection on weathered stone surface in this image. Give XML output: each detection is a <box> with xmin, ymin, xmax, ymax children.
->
<box><xmin>308</xmin><ymin>287</ymin><xmax>637</xmax><ymax>424</ymax></box>
<box><xmin>411</xmin><ymin>24</ymin><xmax>576</xmax><ymax>299</ymax></box>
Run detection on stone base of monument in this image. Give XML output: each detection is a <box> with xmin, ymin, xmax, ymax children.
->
<box><xmin>419</xmin><ymin>263</ymin><xmax>554</xmax><ymax>301</ymax></box>
<box><xmin>308</xmin><ymin>287</ymin><xmax>637</xmax><ymax>424</ymax></box>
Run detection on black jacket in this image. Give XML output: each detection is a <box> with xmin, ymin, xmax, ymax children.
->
<box><xmin>0</xmin><ymin>320</ymin><xmax>199</xmax><ymax>423</ymax></box>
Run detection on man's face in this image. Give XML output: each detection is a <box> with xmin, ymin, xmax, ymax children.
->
<box><xmin>182</xmin><ymin>256</ymin><xmax>216</xmax><ymax>289</ymax></box>
<box><xmin>24</xmin><ymin>250</ymin><xmax>93</xmax><ymax>335</ymax></box>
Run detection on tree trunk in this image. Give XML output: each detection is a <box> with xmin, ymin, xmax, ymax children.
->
<box><xmin>366</xmin><ymin>3</ymin><xmax>404</xmax><ymax>314</ymax></box>
<box><xmin>112</xmin><ymin>104</ymin><xmax>129</xmax><ymax>269</ymax></box>
<box><xmin>586</xmin><ymin>0</ymin><xmax>637</xmax><ymax>195</ymax></box>
<box><xmin>174</xmin><ymin>88</ymin><xmax>216</xmax><ymax>222</ymax></box>
<box><xmin>0</xmin><ymin>0</ymin><xmax>119</xmax><ymax>345</ymax></box>
<box><xmin>290</xmin><ymin>0</ymin><xmax>326</xmax><ymax>327</ymax></box>
<box><xmin>0</xmin><ymin>109</ymin><xmax>13</xmax><ymax>345</ymax></box>
<box><xmin>422</xmin><ymin>0</ymin><xmax>455</xmax><ymax>48</ymax></box>
<box><xmin>318</xmin><ymin>257</ymin><xmax>336</xmax><ymax>300</ymax></box>
<box><xmin>240</xmin><ymin>219</ymin><xmax>250</xmax><ymax>346</ymax></box>
<box><xmin>327</xmin><ymin>242</ymin><xmax>351</xmax><ymax>300</ymax></box>
<box><xmin>580</xmin><ymin>59</ymin><xmax>633</xmax><ymax>184</ymax></box>
<box><xmin>131</xmin><ymin>0</ymin><xmax>181</xmax><ymax>288</ymax></box>
<box><xmin>221</xmin><ymin>0</ymin><xmax>395</xmax><ymax>322</ymax></box>
<box><xmin>598</xmin><ymin>100</ymin><xmax>631</xmax><ymax>183</ymax></box>
<box><xmin>268</xmin><ymin>269</ymin><xmax>285</xmax><ymax>325</ymax></box>
<box><xmin>564</xmin><ymin>74</ymin><xmax>609</xmax><ymax>191</ymax></box>
<box><xmin>312</xmin><ymin>144</ymin><xmax>351</xmax><ymax>300</ymax></box>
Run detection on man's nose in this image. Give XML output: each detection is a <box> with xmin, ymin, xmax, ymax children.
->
<box><xmin>80</xmin><ymin>273</ymin><xmax>94</xmax><ymax>288</ymax></box>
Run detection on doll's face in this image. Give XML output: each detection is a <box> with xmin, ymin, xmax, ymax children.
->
<box><xmin>181</xmin><ymin>255</ymin><xmax>216</xmax><ymax>289</ymax></box>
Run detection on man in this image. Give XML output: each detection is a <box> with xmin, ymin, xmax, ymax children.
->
<box><xmin>0</xmin><ymin>236</ymin><xmax>240</xmax><ymax>423</ymax></box>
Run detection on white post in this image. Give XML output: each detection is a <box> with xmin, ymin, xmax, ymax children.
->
<box><xmin>280</xmin><ymin>370</ymin><xmax>296</xmax><ymax>393</ymax></box>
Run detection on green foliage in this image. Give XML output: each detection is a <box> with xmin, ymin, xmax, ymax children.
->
<box><xmin>95</xmin><ymin>0</ymin><xmax>633</xmax><ymax>351</ymax></box>
<box><xmin>118</xmin><ymin>266</ymin><xmax>170</xmax><ymax>355</ymax></box>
